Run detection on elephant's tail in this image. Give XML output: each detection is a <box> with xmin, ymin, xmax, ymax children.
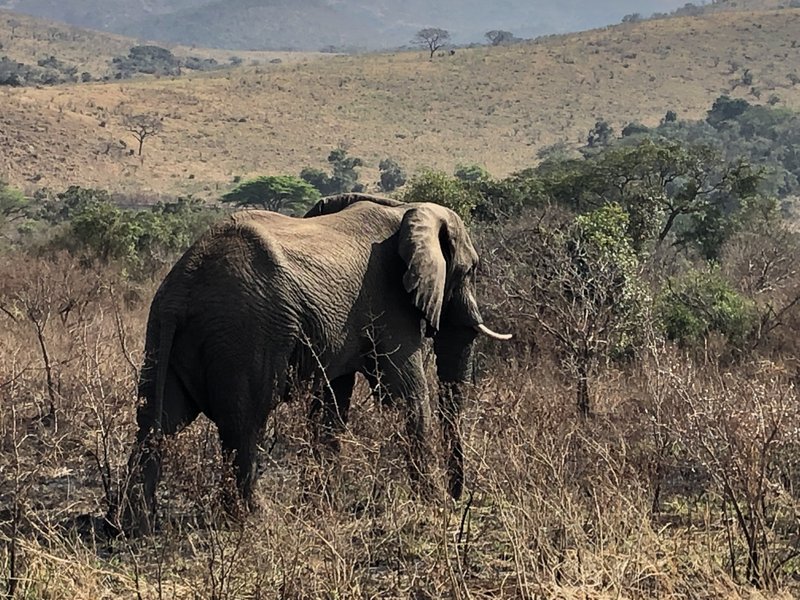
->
<box><xmin>153</xmin><ymin>318</ymin><xmax>177</xmax><ymax>436</ymax></box>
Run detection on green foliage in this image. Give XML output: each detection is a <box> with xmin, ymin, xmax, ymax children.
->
<box><xmin>112</xmin><ymin>45</ymin><xmax>181</xmax><ymax>78</ymax></box>
<box><xmin>534</xmin><ymin>138</ymin><xmax>763</xmax><ymax>258</ymax></box>
<box><xmin>706</xmin><ymin>95</ymin><xmax>751</xmax><ymax>128</ymax></box>
<box><xmin>574</xmin><ymin>203</ymin><xmax>637</xmax><ymax>274</ymax></box>
<box><xmin>221</xmin><ymin>175</ymin><xmax>320</xmax><ymax>215</ymax></box>
<box><xmin>18</xmin><ymin>186</ymin><xmax>222</xmax><ymax>275</ymax></box>
<box><xmin>300</xmin><ymin>148</ymin><xmax>364</xmax><ymax>195</ymax></box>
<box><xmin>0</xmin><ymin>180</ymin><xmax>27</xmax><ymax>223</ymax></box>
<box><xmin>621</xmin><ymin>122</ymin><xmax>649</xmax><ymax>137</ymax></box>
<box><xmin>378</xmin><ymin>158</ymin><xmax>406</xmax><ymax>192</ymax></box>
<box><xmin>454</xmin><ymin>164</ymin><xmax>490</xmax><ymax>183</ymax></box>
<box><xmin>470</xmin><ymin>175</ymin><xmax>536</xmax><ymax>222</ymax></box>
<box><xmin>485</xmin><ymin>30</ymin><xmax>516</xmax><ymax>46</ymax></box>
<box><xmin>587</xmin><ymin>119</ymin><xmax>614</xmax><ymax>148</ymax></box>
<box><xmin>401</xmin><ymin>170</ymin><xmax>480</xmax><ymax>223</ymax></box>
<box><xmin>657</xmin><ymin>270</ymin><xmax>757</xmax><ymax>348</ymax></box>
<box><xmin>328</xmin><ymin>147</ymin><xmax>364</xmax><ymax>194</ymax></box>
<box><xmin>0</xmin><ymin>54</ymin><xmax>79</xmax><ymax>86</ymax></box>
<box><xmin>109</xmin><ymin>45</ymin><xmax>219</xmax><ymax>79</ymax></box>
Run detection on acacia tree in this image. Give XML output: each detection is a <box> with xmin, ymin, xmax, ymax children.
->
<box><xmin>414</xmin><ymin>28</ymin><xmax>450</xmax><ymax>59</ymax></box>
<box><xmin>123</xmin><ymin>113</ymin><xmax>162</xmax><ymax>156</ymax></box>
<box><xmin>221</xmin><ymin>175</ymin><xmax>320</xmax><ymax>215</ymax></box>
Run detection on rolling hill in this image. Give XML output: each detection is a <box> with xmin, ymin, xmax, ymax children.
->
<box><xmin>0</xmin><ymin>0</ymin><xmax>696</xmax><ymax>50</ymax></box>
<box><xmin>1</xmin><ymin>8</ymin><xmax>799</xmax><ymax>198</ymax></box>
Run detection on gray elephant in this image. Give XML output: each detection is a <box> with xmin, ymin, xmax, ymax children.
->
<box><xmin>119</xmin><ymin>193</ymin><xmax>509</xmax><ymax>533</ymax></box>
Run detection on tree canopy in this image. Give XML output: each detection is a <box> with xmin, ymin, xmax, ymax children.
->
<box><xmin>221</xmin><ymin>175</ymin><xmax>320</xmax><ymax>215</ymax></box>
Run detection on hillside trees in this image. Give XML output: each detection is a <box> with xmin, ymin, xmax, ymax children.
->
<box><xmin>401</xmin><ymin>169</ymin><xmax>481</xmax><ymax>223</ymax></box>
<box><xmin>300</xmin><ymin>147</ymin><xmax>364</xmax><ymax>195</ymax></box>
<box><xmin>378</xmin><ymin>158</ymin><xmax>406</xmax><ymax>192</ymax></box>
<box><xmin>485</xmin><ymin>30</ymin><xmax>516</xmax><ymax>46</ymax></box>
<box><xmin>532</xmin><ymin>138</ymin><xmax>763</xmax><ymax>258</ymax></box>
<box><xmin>0</xmin><ymin>181</ymin><xmax>27</xmax><ymax>226</ymax></box>
<box><xmin>14</xmin><ymin>186</ymin><xmax>222</xmax><ymax>273</ymax></box>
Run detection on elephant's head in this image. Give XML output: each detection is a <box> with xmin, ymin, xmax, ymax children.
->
<box><xmin>397</xmin><ymin>203</ymin><xmax>509</xmax><ymax>381</ymax></box>
<box><xmin>307</xmin><ymin>194</ymin><xmax>510</xmax><ymax>499</ymax></box>
<box><xmin>396</xmin><ymin>202</ymin><xmax>510</xmax><ymax>499</ymax></box>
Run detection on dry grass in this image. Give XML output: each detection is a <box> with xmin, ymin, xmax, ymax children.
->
<box><xmin>1</xmin><ymin>9</ymin><xmax>800</xmax><ymax>198</ymax></box>
<box><xmin>0</xmin><ymin>250</ymin><xmax>799</xmax><ymax>598</ymax></box>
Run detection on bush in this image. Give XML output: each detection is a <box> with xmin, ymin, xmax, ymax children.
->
<box><xmin>378</xmin><ymin>158</ymin><xmax>406</xmax><ymax>192</ymax></box>
<box><xmin>401</xmin><ymin>169</ymin><xmax>481</xmax><ymax>223</ymax></box>
<box><xmin>657</xmin><ymin>270</ymin><xmax>757</xmax><ymax>348</ymax></box>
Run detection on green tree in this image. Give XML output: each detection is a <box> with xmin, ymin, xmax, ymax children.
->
<box><xmin>401</xmin><ymin>169</ymin><xmax>480</xmax><ymax>223</ymax></box>
<box><xmin>587</xmin><ymin>119</ymin><xmax>614</xmax><ymax>148</ymax></box>
<box><xmin>300</xmin><ymin>147</ymin><xmax>364</xmax><ymax>195</ymax></box>
<box><xmin>528</xmin><ymin>204</ymin><xmax>644</xmax><ymax>415</ymax></box>
<box><xmin>69</xmin><ymin>199</ymin><xmax>142</xmax><ymax>264</ymax></box>
<box><xmin>221</xmin><ymin>175</ymin><xmax>320</xmax><ymax>215</ymax></box>
<box><xmin>0</xmin><ymin>180</ymin><xmax>27</xmax><ymax>224</ymax></box>
<box><xmin>538</xmin><ymin>139</ymin><xmax>763</xmax><ymax>257</ymax></box>
<box><xmin>378</xmin><ymin>158</ymin><xmax>406</xmax><ymax>192</ymax></box>
<box><xmin>621</xmin><ymin>122</ymin><xmax>649</xmax><ymax>137</ymax></box>
<box><xmin>327</xmin><ymin>147</ymin><xmax>364</xmax><ymax>193</ymax></box>
<box><xmin>485</xmin><ymin>30</ymin><xmax>515</xmax><ymax>46</ymax></box>
<box><xmin>454</xmin><ymin>164</ymin><xmax>490</xmax><ymax>183</ymax></box>
<box><xmin>657</xmin><ymin>269</ymin><xmax>757</xmax><ymax>348</ymax></box>
<box><xmin>706</xmin><ymin>95</ymin><xmax>751</xmax><ymax>128</ymax></box>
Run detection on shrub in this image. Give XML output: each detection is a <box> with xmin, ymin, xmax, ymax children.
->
<box><xmin>378</xmin><ymin>158</ymin><xmax>406</xmax><ymax>193</ymax></box>
<box><xmin>657</xmin><ymin>270</ymin><xmax>757</xmax><ymax>348</ymax></box>
<box><xmin>401</xmin><ymin>169</ymin><xmax>481</xmax><ymax>223</ymax></box>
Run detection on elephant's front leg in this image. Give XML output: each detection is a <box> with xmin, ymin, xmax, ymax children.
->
<box><xmin>377</xmin><ymin>349</ymin><xmax>435</xmax><ymax>498</ymax></box>
<box><xmin>438</xmin><ymin>382</ymin><xmax>465</xmax><ymax>500</ymax></box>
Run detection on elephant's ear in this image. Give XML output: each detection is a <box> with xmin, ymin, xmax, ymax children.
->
<box><xmin>397</xmin><ymin>207</ymin><xmax>448</xmax><ymax>331</ymax></box>
<box><xmin>304</xmin><ymin>193</ymin><xmax>404</xmax><ymax>218</ymax></box>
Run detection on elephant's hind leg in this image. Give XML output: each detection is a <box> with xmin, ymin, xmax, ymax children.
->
<box><xmin>305</xmin><ymin>373</ymin><xmax>355</xmax><ymax>505</ymax></box>
<box><xmin>122</xmin><ymin>370</ymin><xmax>200</xmax><ymax>534</ymax></box>
<box><xmin>309</xmin><ymin>373</ymin><xmax>356</xmax><ymax>456</ymax></box>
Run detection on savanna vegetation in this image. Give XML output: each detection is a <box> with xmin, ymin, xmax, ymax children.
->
<box><xmin>1</xmin><ymin>93</ymin><xmax>800</xmax><ymax>597</ymax></box>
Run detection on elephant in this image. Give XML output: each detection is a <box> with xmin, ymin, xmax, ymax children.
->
<box><xmin>118</xmin><ymin>193</ymin><xmax>510</xmax><ymax>533</ymax></box>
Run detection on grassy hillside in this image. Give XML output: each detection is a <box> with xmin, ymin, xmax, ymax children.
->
<box><xmin>1</xmin><ymin>8</ymin><xmax>799</xmax><ymax>197</ymax></box>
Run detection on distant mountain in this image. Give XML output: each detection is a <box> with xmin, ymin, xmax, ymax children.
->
<box><xmin>0</xmin><ymin>0</ymin><xmax>700</xmax><ymax>50</ymax></box>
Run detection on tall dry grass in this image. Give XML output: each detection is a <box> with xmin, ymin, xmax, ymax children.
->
<box><xmin>0</xmin><ymin>249</ymin><xmax>799</xmax><ymax>598</ymax></box>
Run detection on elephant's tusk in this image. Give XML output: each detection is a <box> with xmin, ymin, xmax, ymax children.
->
<box><xmin>475</xmin><ymin>323</ymin><xmax>512</xmax><ymax>340</ymax></box>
